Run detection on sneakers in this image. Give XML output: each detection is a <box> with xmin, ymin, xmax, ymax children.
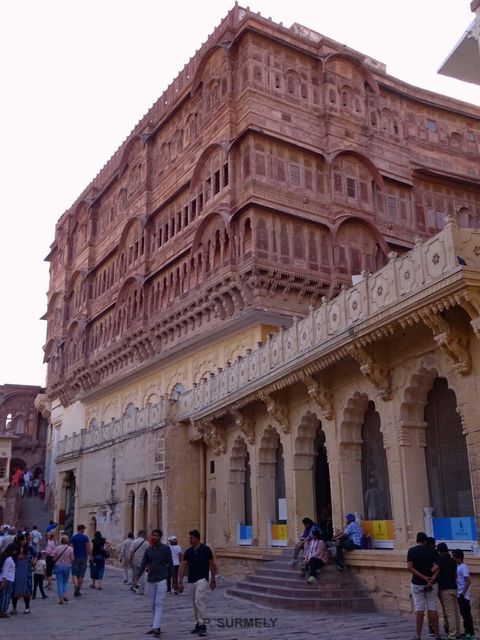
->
<box><xmin>191</xmin><ymin>623</ymin><xmax>201</xmax><ymax>634</ymax></box>
<box><xmin>123</xmin><ymin>579</ymin><xmax>128</xmax><ymax>584</ymax></box>
<box><xmin>198</xmin><ymin>625</ymin><xmax>207</xmax><ymax>638</ymax></box>
<box><xmin>74</xmin><ymin>587</ymin><xmax>80</xmax><ymax>597</ymax></box>
<box><xmin>335</xmin><ymin>562</ymin><xmax>344</xmax><ymax>571</ymax></box>
<box><xmin>287</xmin><ymin>559</ymin><xmax>298</xmax><ymax>567</ymax></box>
<box><xmin>23</xmin><ymin>609</ymin><xmax>31</xmax><ymax>614</ymax></box>
<box><xmin>146</xmin><ymin>630</ymin><xmax>161</xmax><ymax>636</ymax></box>
<box><xmin>307</xmin><ymin>576</ymin><xmax>317</xmax><ymax>583</ymax></box>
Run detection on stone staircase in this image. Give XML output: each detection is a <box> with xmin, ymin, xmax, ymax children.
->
<box><xmin>18</xmin><ymin>496</ymin><xmax>52</xmax><ymax>536</ymax></box>
<box><xmin>226</xmin><ymin>549</ymin><xmax>375</xmax><ymax>612</ymax></box>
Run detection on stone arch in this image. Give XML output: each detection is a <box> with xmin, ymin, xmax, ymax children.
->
<box><xmin>88</xmin><ymin>515</ymin><xmax>97</xmax><ymax>538</ymax></box>
<box><xmin>258</xmin><ymin>425</ymin><xmax>286</xmax><ymax>526</ymax></box>
<box><xmin>400</xmin><ymin>366</ymin><xmax>440</xmax><ymax>424</ymax></box>
<box><xmin>191</xmin><ymin>211</ymin><xmax>230</xmax><ymax>255</ymax></box>
<box><xmin>126</xmin><ymin>489</ymin><xmax>135</xmax><ymax>533</ymax></box>
<box><xmin>330</xmin><ymin>149</ymin><xmax>384</xmax><ymax>191</ymax></box>
<box><xmin>333</xmin><ymin>217</ymin><xmax>388</xmax><ymax>275</ymax></box>
<box><xmin>191</xmin><ymin>42</ymin><xmax>232</xmax><ymax>95</ymax></box>
<box><xmin>189</xmin><ymin>142</ymin><xmax>229</xmax><ymax>193</ymax></box>
<box><xmin>118</xmin><ymin>135</ymin><xmax>144</xmax><ymax>175</ymax></box>
<box><xmin>424</xmin><ymin>377</ymin><xmax>473</xmax><ymax>519</ymax></box>
<box><xmin>324</xmin><ymin>52</ymin><xmax>380</xmax><ymax>95</ymax></box>
<box><xmin>293</xmin><ymin>411</ymin><xmax>332</xmax><ymax>529</ymax></box>
<box><xmin>152</xmin><ymin>485</ymin><xmax>163</xmax><ymax>529</ymax></box>
<box><xmin>139</xmin><ymin>487</ymin><xmax>148</xmax><ymax>531</ymax></box>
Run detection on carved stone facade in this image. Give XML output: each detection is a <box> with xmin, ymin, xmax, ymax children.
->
<box><xmin>47</xmin><ymin>6</ymin><xmax>480</xmax><ymax>616</ymax></box>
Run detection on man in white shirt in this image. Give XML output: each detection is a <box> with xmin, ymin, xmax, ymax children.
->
<box><xmin>31</xmin><ymin>525</ymin><xmax>42</xmax><ymax>554</ymax></box>
<box><xmin>130</xmin><ymin>530</ymin><xmax>149</xmax><ymax>595</ymax></box>
<box><xmin>120</xmin><ymin>532</ymin><xmax>134</xmax><ymax>584</ymax></box>
<box><xmin>452</xmin><ymin>549</ymin><xmax>475</xmax><ymax>640</ymax></box>
<box><xmin>167</xmin><ymin>535</ymin><xmax>183</xmax><ymax>593</ymax></box>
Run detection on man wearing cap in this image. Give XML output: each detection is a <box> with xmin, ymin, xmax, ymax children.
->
<box><xmin>167</xmin><ymin>535</ymin><xmax>182</xmax><ymax>594</ymax></box>
<box><xmin>332</xmin><ymin>513</ymin><xmax>363</xmax><ymax>570</ymax></box>
<box><xmin>70</xmin><ymin>524</ymin><xmax>92</xmax><ymax>597</ymax></box>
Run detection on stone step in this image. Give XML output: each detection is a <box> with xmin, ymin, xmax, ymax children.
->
<box><xmin>253</xmin><ymin>566</ymin><xmax>349</xmax><ymax>582</ymax></box>
<box><xmin>244</xmin><ymin>573</ymin><xmax>360</xmax><ymax>591</ymax></box>
<box><xmin>226</xmin><ymin>587</ymin><xmax>375</xmax><ymax>612</ymax></box>
<box><xmin>236</xmin><ymin>579</ymin><xmax>368</xmax><ymax>599</ymax></box>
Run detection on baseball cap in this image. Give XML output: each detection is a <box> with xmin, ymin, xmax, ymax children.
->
<box><xmin>345</xmin><ymin>513</ymin><xmax>355</xmax><ymax>522</ymax></box>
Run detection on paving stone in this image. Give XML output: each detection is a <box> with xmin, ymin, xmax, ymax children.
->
<box><xmin>0</xmin><ymin>566</ymin><xmax>417</xmax><ymax>639</ymax></box>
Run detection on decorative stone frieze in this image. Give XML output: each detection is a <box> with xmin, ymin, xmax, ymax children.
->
<box><xmin>196</xmin><ymin>418</ymin><xmax>226</xmax><ymax>456</ymax></box>
<box><xmin>228</xmin><ymin>408</ymin><xmax>255</xmax><ymax>445</ymax></box>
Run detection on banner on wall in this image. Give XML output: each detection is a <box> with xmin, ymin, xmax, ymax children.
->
<box><xmin>238</xmin><ymin>525</ymin><xmax>253</xmax><ymax>543</ymax></box>
<box><xmin>432</xmin><ymin>517</ymin><xmax>477</xmax><ymax>542</ymax></box>
<box><xmin>362</xmin><ymin>520</ymin><xmax>395</xmax><ymax>541</ymax></box>
<box><xmin>271</xmin><ymin>524</ymin><xmax>288</xmax><ymax>541</ymax></box>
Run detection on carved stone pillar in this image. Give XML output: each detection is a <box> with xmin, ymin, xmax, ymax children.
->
<box><xmin>256</xmin><ymin>460</ymin><xmax>276</xmax><ymax>547</ymax></box>
<box><xmin>337</xmin><ymin>441</ymin><xmax>363</xmax><ymax>528</ymax></box>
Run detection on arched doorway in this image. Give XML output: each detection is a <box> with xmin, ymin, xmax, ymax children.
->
<box><xmin>258</xmin><ymin>426</ymin><xmax>286</xmax><ymax>544</ymax></box>
<box><xmin>139</xmin><ymin>488</ymin><xmax>148</xmax><ymax>531</ymax></box>
<box><xmin>64</xmin><ymin>471</ymin><xmax>76</xmax><ymax>537</ymax></box>
<box><xmin>88</xmin><ymin>516</ymin><xmax>97</xmax><ymax>539</ymax></box>
<box><xmin>229</xmin><ymin>437</ymin><xmax>253</xmax><ymax>544</ymax></box>
<box><xmin>274</xmin><ymin>442</ymin><xmax>286</xmax><ymax>523</ymax></box>
<box><xmin>314</xmin><ymin>425</ymin><xmax>332</xmax><ymax>538</ymax></box>
<box><xmin>361</xmin><ymin>401</ymin><xmax>392</xmax><ymax>520</ymax></box>
<box><xmin>152</xmin><ymin>486</ymin><xmax>162</xmax><ymax>530</ymax></box>
<box><xmin>425</xmin><ymin>378</ymin><xmax>474</xmax><ymax>518</ymax></box>
<box><xmin>126</xmin><ymin>489</ymin><xmax>135</xmax><ymax>534</ymax></box>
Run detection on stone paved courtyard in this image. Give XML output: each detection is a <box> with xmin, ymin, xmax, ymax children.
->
<box><xmin>0</xmin><ymin>566</ymin><xmax>421</xmax><ymax>640</ymax></box>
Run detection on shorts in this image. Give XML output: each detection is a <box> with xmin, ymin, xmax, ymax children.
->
<box><xmin>71</xmin><ymin>558</ymin><xmax>88</xmax><ymax>578</ymax></box>
<box><xmin>411</xmin><ymin>583</ymin><xmax>438</xmax><ymax>611</ymax></box>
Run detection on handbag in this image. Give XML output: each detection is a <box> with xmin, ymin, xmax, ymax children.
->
<box><xmin>102</xmin><ymin>548</ymin><xmax>110</xmax><ymax>559</ymax></box>
<box><xmin>53</xmin><ymin>545</ymin><xmax>68</xmax><ymax>565</ymax></box>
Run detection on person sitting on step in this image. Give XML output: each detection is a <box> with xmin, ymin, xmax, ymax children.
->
<box><xmin>287</xmin><ymin>517</ymin><xmax>319</xmax><ymax>567</ymax></box>
<box><xmin>302</xmin><ymin>530</ymin><xmax>329</xmax><ymax>583</ymax></box>
<box><xmin>332</xmin><ymin>513</ymin><xmax>363</xmax><ymax>571</ymax></box>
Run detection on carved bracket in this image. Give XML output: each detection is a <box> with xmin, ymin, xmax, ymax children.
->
<box><xmin>346</xmin><ymin>343</ymin><xmax>392</xmax><ymax>400</ymax></box>
<box><xmin>229</xmin><ymin>408</ymin><xmax>255</xmax><ymax>445</ymax></box>
<box><xmin>258</xmin><ymin>392</ymin><xmax>290</xmax><ymax>434</ymax></box>
<box><xmin>459</xmin><ymin>290</ymin><xmax>480</xmax><ymax>341</ymax></box>
<box><xmin>300</xmin><ymin>375</ymin><xmax>334</xmax><ymax>420</ymax></box>
<box><xmin>420</xmin><ymin>309</ymin><xmax>471</xmax><ymax>375</ymax></box>
<box><xmin>196</xmin><ymin>419</ymin><xmax>226</xmax><ymax>456</ymax></box>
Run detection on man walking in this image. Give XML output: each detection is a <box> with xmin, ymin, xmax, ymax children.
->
<box><xmin>30</xmin><ymin>526</ymin><xmax>42</xmax><ymax>555</ymax></box>
<box><xmin>407</xmin><ymin>531</ymin><xmax>441</xmax><ymax>640</ymax></box>
<box><xmin>70</xmin><ymin>524</ymin><xmax>92</xmax><ymax>597</ymax></box>
<box><xmin>177</xmin><ymin>529</ymin><xmax>217</xmax><ymax>638</ymax></box>
<box><xmin>137</xmin><ymin>529</ymin><xmax>172</xmax><ymax>637</ymax></box>
<box><xmin>130</xmin><ymin>530</ymin><xmax>149</xmax><ymax>595</ymax></box>
<box><xmin>436</xmin><ymin>542</ymin><xmax>461</xmax><ymax>639</ymax></box>
<box><xmin>120</xmin><ymin>532</ymin><xmax>134</xmax><ymax>584</ymax></box>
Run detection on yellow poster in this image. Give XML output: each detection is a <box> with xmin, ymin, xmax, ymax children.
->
<box><xmin>362</xmin><ymin>520</ymin><xmax>395</xmax><ymax>541</ymax></box>
<box><xmin>271</xmin><ymin>524</ymin><xmax>288</xmax><ymax>540</ymax></box>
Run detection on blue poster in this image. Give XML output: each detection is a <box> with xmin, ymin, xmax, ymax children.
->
<box><xmin>239</xmin><ymin>525</ymin><xmax>253</xmax><ymax>541</ymax></box>
<box><xmin>432</xmin><ymin>517</ymin><xmax>477</xmax><ymax>541</ymax></box>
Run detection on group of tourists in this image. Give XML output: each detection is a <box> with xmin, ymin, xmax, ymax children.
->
<box><xmin>408</xmin><ymin>531</ymin><xmax>475</xmax><ymax>640</ymax></box>
<box><xmin>0</xmin><ymin>522</ymin><xmax>216</xmax><ymax>638</ymax></box>
<box><xmin>288</xmin><ymin>513</ymin><xmax>364</xmax><ymax>580</ymax></box>
<box><xmin>119</xmin><ymin>528</ymin><xmax>215</xmax><ymax>637</ymax></box>
<box><xmin>10</xmin><ymin>468</ymin><xmax>46</xmax><ymax>499</ymax></box>
<box><xmin>0</xmin><ymin>521</ymin><xmax>111</xmax><ymax>615</ymax></box>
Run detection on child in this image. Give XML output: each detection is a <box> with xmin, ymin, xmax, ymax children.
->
<box><xmin>32</xmin><ymin>551</ymin><xmax>48</xmax><ymax>600</ymax></box>
<box><xmin>167</xmin><ymin>535</ymin><xmax>183</xmax><ymax>593</ymax></box>
<box><xmin>452</xmin><ymin>549</ymin><xmax>475</xmax><ymax>640</ymax></box>
<box><xmin>0</xmin><ymin>544</ymin><xmax>16</xmax><ymax>618</ymax></box>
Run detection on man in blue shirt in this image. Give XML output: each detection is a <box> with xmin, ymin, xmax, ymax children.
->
<box><xmin>70</xmin><ymin>524</ymin><xmax>92</xmax><ymax>597</ymax></box>
<box><xmin>332</xmin><ymin>513</ymin><xmax>363</xmax><ymax>570</ymax></box>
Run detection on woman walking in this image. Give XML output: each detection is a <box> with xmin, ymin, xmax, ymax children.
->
<box><xmin>0</xmin><ymin>544</ymin><xmax>16</xmax><ymax>617</ymax></box>
<box><xmin>45</xmin><ymin>532</ymin><xmax>56</xmax><ymax>590</ymax></box>
<box><xmin>10</xmin><ymin>533</ymin><xmax>35</xmax><ymax>614</ymax></box>
<box><xmin>90</xmin><ymin>531</ymin><xmax>111</xmax><ymax>590</ymax></box>
<box><xmin>53</xmin><ymin>535</ymin><xmax>74</xmax><ymax>604</ymax></box>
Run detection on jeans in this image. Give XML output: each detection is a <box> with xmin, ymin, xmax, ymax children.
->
<box><xmin>92</xmin><ymin>556</ymin><xmax>105</xmax><ymax>580</ymax></box>
<box><xmin>33</xmin><ymin>574</ymin><xmax>46</xmax><ymax>598</ymax></box>
<box><xmin>458</xmin><ymin>595</ymin><xmax>475</xmax><ymax>636</ymax></box>
<box><xmin>55</xmin><ymin>565</ymin><xmax>71</xmax><ymax>598</ymax></box>
<box><xmin>167</xmin><ymin>565</ymin><xmax>179</xmax><ymax>591</ymax></box>
<box><xmin>335</xmin><ymin>539</ymin><xmax>360</xmax><ymax>566</ymax></box>
<box><xmin>0</xmin><ymin>580</ymin><xmax>14</xmax><ymax>614</ymax></box>
<box><xmin>148</xmin><ymin>579</ymin><xmax>167</xmax><ymax>629</ymax></box>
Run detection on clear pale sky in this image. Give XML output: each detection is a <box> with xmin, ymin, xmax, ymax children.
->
<box><xmin>1</xmin><ymin>0</ymin><xmax>479</xmax><ymax>387</ymax></box>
